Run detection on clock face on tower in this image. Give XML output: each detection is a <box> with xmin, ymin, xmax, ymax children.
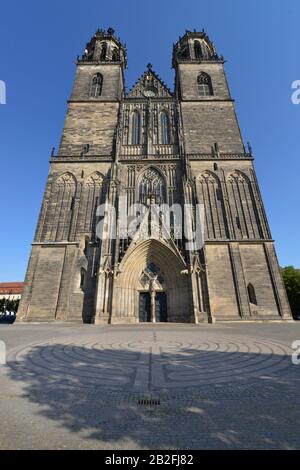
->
<box><xmin>143</xmin><ymin>86</ymin><xmax>158</xmax><ymax>97</ymax></box>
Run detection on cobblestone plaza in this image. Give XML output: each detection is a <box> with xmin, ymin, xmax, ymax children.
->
<box><xmin>0</xmin><ymin>323</ymin><xmax>299</xmax><ymax>450</ymax></box>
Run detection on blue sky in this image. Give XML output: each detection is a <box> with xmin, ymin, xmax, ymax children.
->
<box><xmin>0</xmin><ymin>0</ymin><xmax>299</xmax><ymax>281</ymax></box>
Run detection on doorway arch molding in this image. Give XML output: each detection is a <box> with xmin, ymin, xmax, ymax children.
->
<box><xmin>112</xmin><ymin>238</ymin><xmax>193</xmax><ymax>322</ymax></box>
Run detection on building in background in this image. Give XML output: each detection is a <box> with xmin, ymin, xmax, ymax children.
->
<box><xmin>18</xmin><ymin>28</ymin><xmax>292</xmax><ymax>323</ymax></box>
<box><xmin>0</xmin><ymin>282</ymin><xmax>23</xmax><ymax>301</ymax></box>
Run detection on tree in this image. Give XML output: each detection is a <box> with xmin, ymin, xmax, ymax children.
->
<box><xmin>282</xmin><ymin>266</ymin><xmax>300</xmax><ymax>319</ymax></box>
<box><xmin>0</xmin><ymin>298</ymin><xmax>19</xmax><ymax>314</ymax></box>
<box><xmin>0</xmin><ymin>298</ymin><xmax>6</xmax><ymax>313</ymax></box>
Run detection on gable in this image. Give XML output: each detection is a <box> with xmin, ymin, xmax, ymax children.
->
<box><xmin>127</xmin><ymin>65</ymin><xmax>172</xmax><ymax>98</ymax></box>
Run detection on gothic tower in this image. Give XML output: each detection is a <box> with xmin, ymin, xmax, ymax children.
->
<box><xmin>18</xmin><ymin>28</ymin><xmax>292</xmax><ymax>323</ymax></box>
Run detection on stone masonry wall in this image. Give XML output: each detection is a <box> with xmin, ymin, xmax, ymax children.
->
<box><xmin>58</xmin><ymin>102</ymin><xmax>119</xmax><ymax>156</ymax></box>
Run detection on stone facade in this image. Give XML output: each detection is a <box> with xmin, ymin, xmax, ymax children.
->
<box><xmin>18</xmin><ymin>28</ymin><xmax>292</xmax><ymax>323</ymax></box>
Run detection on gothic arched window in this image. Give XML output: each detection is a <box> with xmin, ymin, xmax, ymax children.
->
<box><xmin>90</xmin><ymin>73</ymin><xmax>103</xmax><ymax>97</ymax></box>
<box><xmin>198</xmin><ymin>171</ymin><xmax>229</xmax><ymax>239</ymax></box>
<box><xmin>79</xmin><ymin>172</ymin><xmax>104</xmax><ymax>233</ymax></box>
<box><xmin>227</xmin><ymin>171</ymin><xmax>263</xmax><ymax>239</ymax></box>
<box><xmin>160</xmin><ymin>111</ymin><xmax>170</xmax><ymax>145</ymax></box>
<box><xmin>140</xmin><ymin>263</ymin><xmax>165</xmax><ymax>288</ymax></box>
<box><xmin>139</xmin><ymin>168</ymin><xmax>165</xmax><ymax>205</ymax></box>
<box><xmin>131</xmin><ymin>110</ymin><xmax>141</xmax><ymax>145</ymax></box>
<box><xmin>179</xmin><ymin>45</ymin><xmax>190</xmax><ymax>60</ymax></box>
<box><xmin>112</xmin><ymin>48</ymin><xmax>119</xmax><ymax>61</ymax></box>
<box><xmin>44</xmin><ymin>172</ymin><xmax>77</xmax><ymax>242</ymax></box>
<box><xmin>247</xmin><ymin>283</ymin><xmax>257</xmax><ymax>305</ymax></box>
<box><xmin>197</xmin><ymin>72</ymin><xmax>213</xmax><ymax>96</ymax></box>
<box><xmin>100</xmin><ymin>43</ymin><xmax>107</xmax><ymax>61</ymax></box>
<box><xmin>194</xmin><ymin>41</ymin><xmax>202</xmax><ymax>59</ymax></box>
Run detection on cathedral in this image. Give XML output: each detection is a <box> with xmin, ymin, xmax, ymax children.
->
<box><xmin>18</xmin><ymin>28</ymin><xmax>292</xmax><ymax>323</ymax></box>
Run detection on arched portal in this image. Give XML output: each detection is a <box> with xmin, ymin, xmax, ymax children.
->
<box><xmin>111</xmin><ymin>239</ymin><xmax>193</xmax><ymax>323</ymax></box>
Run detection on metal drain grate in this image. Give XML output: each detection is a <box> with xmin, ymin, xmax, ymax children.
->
<box><xmin>138</xmin><ymin>399</ymin><xmax>160</xmax><ymax>406</ymax></box>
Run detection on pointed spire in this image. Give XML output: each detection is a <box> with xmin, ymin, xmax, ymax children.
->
<box><xmin>247</xmin><ymin>141</ymin><xmax>253</xmax><ymax>156</ymax></box>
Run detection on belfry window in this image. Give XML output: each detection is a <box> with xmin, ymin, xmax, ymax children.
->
<box><xmin>247</xmin><ymin>283</ymin><xmax>257</xmax><ymax>305</ymax></box>
<box><xmin>179</xmin><ymin>46</ymin><xmax>190</xmax><ymax>60</ymax></box>
<box><xmin>112</xmin><ymin>48</ymin><xmax>119</xmax><ymax>61</ymax></box>
<box><xmin>100</xmin><ymin>43</ymin><xmax>107</xmax><ymax>61</ymax></box>
<box><xmin>194</xmin><ymin>41</ymin><xmax>202</xmax><ymax>59</ymax></box>
<box><xmin>160</xmin><ymin>111</ymin><xmax>170</xmax><ymax>144</ymax></box>
<box><xmin>131</xmin><ymin>110</ymin><xmax>141</xmax><ymax>145</ymax></box>
<box><xmin>197</xmin><ymin>72</ymin><xmax>213</xmax><ymax>96</ymax></box>
<box><xmin>90</xmin><ymin>73</ymin><xmax>103</xmax><ymax>97</ymax></box>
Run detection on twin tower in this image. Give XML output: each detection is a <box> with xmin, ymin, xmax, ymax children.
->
<box><xmin>18</xmin><ymin>28</ymin><xmax>291</xmax><ymax>323</ymax></box>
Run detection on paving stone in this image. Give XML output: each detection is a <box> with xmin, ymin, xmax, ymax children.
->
<box><xmin>0</xmin><ymin>323</ymin><xmax>299</xmax><ymax>449</ymax></box>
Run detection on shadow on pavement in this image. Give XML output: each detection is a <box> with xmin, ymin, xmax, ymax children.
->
<box><xmin>5</xmin><ymin>343</ymin><xmax>300</xmax><ymax>449</ymax></box>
